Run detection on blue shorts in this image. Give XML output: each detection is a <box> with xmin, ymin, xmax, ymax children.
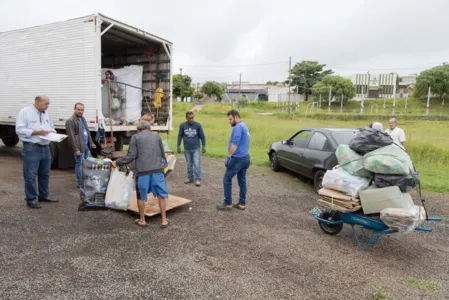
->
<box><xmin>136</xmin><ymin>173</ymin><xmax>168</xmax><ymax>201</ymax></box>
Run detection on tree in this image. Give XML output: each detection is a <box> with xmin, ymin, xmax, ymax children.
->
<box><xmin>173</xmin><ymin>74</ymin><xmax>194</xmax><ymax>101</ymax></box>
<box><xmin>414</xmin><ymin>64</ymin><xmax>449</xmax><ymax>102</ymax></box>
<box><xmin>193</xmin><ymin>91</ymin><xmax>203</xmax><ymax>100</ymax></box>
<box><xmin>266</xmin><ymin>81</ymin><xmax>279</xmax><ymax>86</ymax></box>
<box><xmin>200</xmin><ymin>81</ymin><xmax>224</xmax><ymax>101</ymax></box>
<box><xmin>290</xmin><ymin>61</ymin><xmax>334</xmax><ymax>101</ymax></box>
<box><xmin>312</xmin><ymin>75</ymin><xmax>356</xmax><ymax>104</ymax></box>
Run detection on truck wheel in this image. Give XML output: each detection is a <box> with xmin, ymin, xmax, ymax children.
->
<box><xmin>313</xmin><ymin>170</ymin><xmax>325</xmax><ymax>193</ymax></box>
<box><xmin>49</xmin><ymin>142</ymin><xmax>59</xmax><ymax>169</ymax></box>
<box><xmin>270</xmin><ymin>151</ymin><xmax>281</xmax><ymax>172</ymax></box>
<box><xmin>2</xmin><ymin>135</ymin><xmax>19</xmax><ymax>147</ymax></box>
<box><xmin>318</xmin><ymin>211</ymin><xmax>343</xmax><ymax>235</ymax></box>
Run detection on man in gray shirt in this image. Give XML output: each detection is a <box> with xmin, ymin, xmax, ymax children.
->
<box><xmin>113</xmin><ymin>121</ymin><xmax>169</xmax><ymax>228</ymax></box>
<box><xmin>15</xmin><ymin>95</ymin><xmax>59</xmax><ymax>208</ymax></box>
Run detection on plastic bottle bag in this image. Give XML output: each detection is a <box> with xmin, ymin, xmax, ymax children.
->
<box><xmin>322</xmin><ymin>167</ymin><xmax>370</xmax><ymax>198</ymax></box>
<box><xmin>105</xmin><ymin>168</ymin><xmax>134</xmax><ymax>211</ymax></box>
<box><xmin>336</xmin><ymin>144</ymin><xmax>372</xmax><ymax>178</ymax></box>
<box><xmin>380</xmin><ymin>206</ymin><xmax>426</xmax><ymax>233</ymax></box>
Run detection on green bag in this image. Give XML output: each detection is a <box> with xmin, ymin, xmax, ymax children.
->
<box><xmin>336</xmin><ymin>145</ymin><xmax>373</xmax><ymax>178</ymax></box>
<box><xmin>363</xmin><ymin>144</ymin><xmax>414</xmax><ymax>175</ymax></box>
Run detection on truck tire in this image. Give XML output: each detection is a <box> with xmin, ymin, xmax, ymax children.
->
<box><xmin>2</xmin><ymin>135</ymin><xmax>19</xmax><ymax>147</ymax></box>
<box><xmin>49</xmin><ymin>142</ymin><xmax>59</xmax><ymax>169</ymax></box>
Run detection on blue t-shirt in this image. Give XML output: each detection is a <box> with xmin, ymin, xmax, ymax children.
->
<box><xmin>228</xmin><ymin>122</ymin><xmax>250</xmax><ymax>158</ymax></box>
<box><xmin>80</xmin><ymin>119</ymin><xmax>89</xmax><ymax>145</ymax></box>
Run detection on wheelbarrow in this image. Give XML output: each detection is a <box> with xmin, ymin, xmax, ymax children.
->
<box><xmin>313</xmin><ymin>209</ymin><xmax>441</xmax><ymax>250</ymax></box>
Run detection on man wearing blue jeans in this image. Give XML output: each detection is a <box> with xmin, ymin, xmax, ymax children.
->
<box><xmin>65</xmin><ymin>103</ymin><xmax>96</xmax><ymax>187</ymax></box>
<box><xmin>217</xmin><ymin>109</ymin><xmax>250</xmax><ymax>211</ymax></box>
<box><xmin>16</xmin><ymin>95</ymin><xmax>59</xmax><ymax>209</ymax></box>
<box><xmin>177</xmin><ymin>111</ymin><xmax>206</xmax><ymax>187</ymax></box>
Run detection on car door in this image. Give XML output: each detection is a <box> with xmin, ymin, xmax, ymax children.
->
<box><xmin>300</xmin><ymin>131</ymin><xmax>335</xmax><ymax>178</ymax></box>
<box><xmin>282</xmin><ymin>130</ymin><xmax>312</xmax><ymax>173</ymax></box>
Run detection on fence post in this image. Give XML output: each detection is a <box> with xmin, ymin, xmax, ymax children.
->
<box><xmin>426</xmin><ymin>86</ymin><xmax>431</xmax><ymax>116</ymax></box>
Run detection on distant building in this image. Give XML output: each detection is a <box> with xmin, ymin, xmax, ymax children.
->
<box><xmin>347</xmin><ymin>73</ymin><xmax>417</xmax><ymax>100</ymax></box>
<box><xmin>223</xmin><ymin>83</ymin><xmax>291</xmax><ymax>102</ymax></box>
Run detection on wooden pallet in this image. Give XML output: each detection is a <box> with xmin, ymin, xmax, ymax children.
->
<box><xmin>127</xmin><ymin>192</ymin><xmax>191</xmax><ymax>217</ymax></box>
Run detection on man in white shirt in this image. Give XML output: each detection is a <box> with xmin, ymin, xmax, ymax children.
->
<box><xmin>385</xmin><ymin>117</ymin><xmax>406</xmax><ymax>148</ymax></box>
<box><xmin>16</xmin><ymin>95</ymin><xmax>59</xmax><ymax>208</ymax></box>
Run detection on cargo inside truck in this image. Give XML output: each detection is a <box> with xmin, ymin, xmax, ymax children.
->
<box><xmin>99</xmin><ymin>15</ymin><xmax>172</xmax><ymax>132</ymax></box>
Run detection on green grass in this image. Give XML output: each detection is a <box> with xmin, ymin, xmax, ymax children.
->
<box><xmin>403</xmin><ymin>278</ymin><xmax>441</xmax><ymax>292</ymax></box>
<box><xmin>166</xmin><ymin>102</ymin><xmax>449</xmax><ymax>193</ymax></box>
<box><xmin>373</xmin><ymin>281</ymin><xmax>392</xmax><ymax>300</ymax></box>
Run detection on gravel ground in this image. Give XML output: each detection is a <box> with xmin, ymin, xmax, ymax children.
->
<box><xmin>0</xmin><ymin>144</ymin><xmax>448</xmax><ymax>300</ymax></box>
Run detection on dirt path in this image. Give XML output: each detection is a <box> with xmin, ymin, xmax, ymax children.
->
<box><xmin>0</xmin><ymin>145</ymin><xmax>448</xmax><ymax>299</ymax></box>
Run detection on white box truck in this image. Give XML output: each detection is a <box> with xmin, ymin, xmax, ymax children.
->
<box><xmin>0</xmin><ymin>13</ymin><xmax>173</xmax><ymax>168</ymax></box>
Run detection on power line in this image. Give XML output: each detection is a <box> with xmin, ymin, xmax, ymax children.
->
<box><xmin>293</xmin><ymin>62</ymin><xmax>443</xmax><ymax>71</ymax></box>
<box><xmin>179</xmin><ymin>61</ymin><xmax>289</xmax><ymax>68</ymax></box>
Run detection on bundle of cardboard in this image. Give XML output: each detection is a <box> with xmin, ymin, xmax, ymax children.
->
<box><xmin>317</xmin><ymin>188</ymin><xmax>362</xmax><ymax>213</ymax></box>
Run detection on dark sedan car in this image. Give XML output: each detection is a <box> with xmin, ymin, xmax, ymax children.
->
<box><xmin>268</xmin><ymin>128</ymin><xmax>360</xmax><ymax>192</ymax></box>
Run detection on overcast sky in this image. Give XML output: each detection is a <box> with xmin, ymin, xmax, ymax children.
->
<box><xmin>1</xmin><ymin>0</ymin><xmax>448</xmax><ymax>84</ymax></box>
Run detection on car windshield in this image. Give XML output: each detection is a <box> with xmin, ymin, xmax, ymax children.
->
<box><xmin>331</xmin><ymin>131</ymin><xmax>358</xmax><ymax>145</ymax></box>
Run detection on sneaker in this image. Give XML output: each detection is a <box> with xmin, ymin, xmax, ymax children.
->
<box><xmin>195</xmin><ymin>180</ymin><xmax>201</xmax><ymax>187</ymax></box>
<box><xmin>216</xmin><ymin>203</ymin><xmax>232</xmax><ymax>210</ymax></box>
<box><xmin>232</xmin><ymin>204</ymin><xmax>246</xmax><ymax>210</ymax></box>
<box><xmin>184</xmin><ymin>179</ymin><xmax>194</xmax><ymax>184</ymax></box>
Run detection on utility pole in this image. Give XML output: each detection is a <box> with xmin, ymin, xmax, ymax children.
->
<box><xmin>328</xmin><ymin>86</ymin><xmax>332</xmax><ymax>113</ymax></box>
<box><xmin>288</xmin><ymin>56</ymin><xmax>292</xmax><ymax>116</ymax></box>
<box><xmin>392</xmin><ymin>73</ymin><xmax>397</xmax><ymax>116</ymax></box>
<box><xmin>340</xmin><ymin>94</ymin><xmax>344</xmax><ymax>113</ymax></box>
<box><xmin>319</xmin><ymin>94</ymin><xmax>322</xmax><ymax>108</ymax></box>
<box><xmin>360</xmin><ymin>85</ymin><xmax>365</xmax><ymax>115</ymax></box>
<box><xmin>180</xmin><ymin>68</ymin><xmax>183</xmax><ymax>102</ymax></box>
<box><xmin>239</xmin><ymin>72</ymin><xmax>242</xmax><ymax>97</ymax></box>
<box><xmin>426</xmin><ymin>86</ymin><xmax>431</xmax><ymax>116</ymax></box>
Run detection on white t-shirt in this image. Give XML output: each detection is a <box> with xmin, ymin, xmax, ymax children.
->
<box><xmin>385</xmin><ymin>127</ymin><xmax>406</xmax><ymax>143</ymax></box>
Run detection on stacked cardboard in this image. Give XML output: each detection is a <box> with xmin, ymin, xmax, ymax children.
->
<box><xmin>317</xmin><ymin>188</ymin><xmax>361</xmax><ymax>213</ymax></box>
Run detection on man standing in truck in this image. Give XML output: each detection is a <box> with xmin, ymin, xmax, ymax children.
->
<box><xmin>66</xmin><ymin>103</ymin><xmax>97</xmax><ymax>187</ymax></box>
<box><xmin>177</xmin><ymin>111</ymin><xmax>206</xmax><ymax>187</ymax></box>
<box><xmin>15</xmin><ymin>95</ymin><xmax>59</xmax><ymax>209</ymax></box>
<box><xmin>216</xmin><ymin>109</ymin><xmax>250</xmax><ymax>211</ymax></box>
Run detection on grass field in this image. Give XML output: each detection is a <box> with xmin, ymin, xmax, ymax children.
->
<box><xmin>167</xmin><ymin>101</ymin><xmax>449</xmax><ymax>193</ymax></box>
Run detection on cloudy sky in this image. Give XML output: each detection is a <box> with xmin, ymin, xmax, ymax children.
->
<box><xmin>1</xmin><ymin>0</ymin><xmax>448</xmax><ymax>84</ymax></box>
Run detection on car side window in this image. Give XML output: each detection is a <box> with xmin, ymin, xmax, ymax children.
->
<box><xmin>291</xmin><ymin>131</ymin><xmax>311</xmax><ymax>148</ymax></box>
<box><xmin>308</xmin><ymin>132</ymin><xmax>333</xmax><ymax>151</ymax></box>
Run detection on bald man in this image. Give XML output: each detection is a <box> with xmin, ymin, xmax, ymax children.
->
<box><xmin>385</xmin><ymin>117</ymin><xmax>406</xmax><ymax>148</ymax></box>
<box><xmin>16</xmin><ymin>95</ymin><xmax>59</xmax><ymax>209</ymax></box>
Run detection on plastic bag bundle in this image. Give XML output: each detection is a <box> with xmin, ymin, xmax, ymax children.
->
<box><xmin>363</xmin><ymin>144</ymin><xmax>415</xmax><ymax>175</ymax></box>
<box><xmin>336</xmin><ymin>144</ymin><xmax>372</xmax><ymax>178</ymax></box>
<box><xmin>80</xmin><ymin>158</ymin><xmax>112</xmax><ymax>209</ymax></box>
<box><xmin>322</xmin><ymin>167</ymin><xmax>371</xmax><ymax>198</ymax></box>
<box><xmin>105</xmin><ymin>168</ymin><xmax>134</xmax><ymax>211</ymax></box>
<box><xmin>163</xmin><ymin>154</ymin><xmax>177</xmax><ymax>177</ymax></box>
<box><xmin>374</xmin><ymin>172</ymin><xmax>420</xmax><ymax>193</ymax></box>
<box><xmin>348</xmin><ymin>128</ymin><xmax>393</xmax><ymax>155</ymax></box>
<box><xmin>380</xmin><ymin>206</ymin><xmax>426</xmax><ymax>233</ymax></box>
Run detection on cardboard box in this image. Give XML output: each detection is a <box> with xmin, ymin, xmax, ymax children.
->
<box><xmin>359</xmin><ymin>186</ymin><xmax>414</xmax><ymax>214</ymax></box>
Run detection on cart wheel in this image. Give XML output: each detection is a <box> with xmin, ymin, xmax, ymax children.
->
<box><xmin>318</xmin><ymin>211</ymin><xmax>343</xmax><ymax>235</ymax></box>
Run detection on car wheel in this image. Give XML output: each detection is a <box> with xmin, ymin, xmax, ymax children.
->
<box><xmin>270</xmin><ymin>152</ymin><xmax>281</xmax><ymax>172</ymax></box>
<box><xmin>318</xmin><ymin>211</ymin><xmax>343</xmax><ymax>235</ymax></box>
<box><xmin>313</xmin><ymin>170</ymin><xmax>325</xmax><ymax>192</ymax></box>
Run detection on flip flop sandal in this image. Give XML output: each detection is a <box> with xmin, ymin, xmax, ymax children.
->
<box><xmin>160</xmin><ymin>219</ymin><xmax>169</xmax><ymax>228</ymax></box>
<box><xmin>135</xmin><ymin>219</ymin><xmax>148</xmax><ymax>227</ymax></box>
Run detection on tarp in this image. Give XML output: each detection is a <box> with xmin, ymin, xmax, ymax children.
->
<box><xmin>101</xmin><ymin>65</ymin><xmax>143</xmax><ymax>122</ymax></box>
